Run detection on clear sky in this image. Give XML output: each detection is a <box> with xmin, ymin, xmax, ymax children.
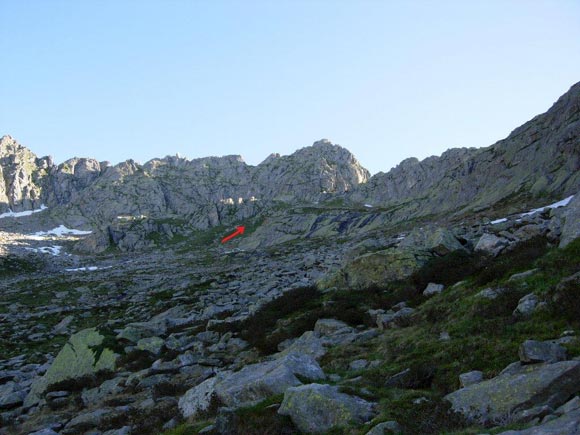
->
<box><xmin>1</xmin><ymin>1</ymin><xmax>579</xmax><ymax>175</ymax></box>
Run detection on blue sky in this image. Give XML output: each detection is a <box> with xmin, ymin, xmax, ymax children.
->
<box><xmin>1</xmin><ymin>1</ymin><xmax>579</xmax><ymax>175</ymax></box>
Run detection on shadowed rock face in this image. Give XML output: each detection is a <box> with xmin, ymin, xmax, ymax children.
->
<box><xmin>348</xmin><ymin>81</ymin><xmax>580</xmax><ymax>216</ymax></box>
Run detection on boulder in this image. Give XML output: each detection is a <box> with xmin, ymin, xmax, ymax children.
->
<box><xmin>25</xmin><ymin>328</ymin><xmax>119</xmax><ymax>407</ymax></box>
<box><xmin>314</xmin><ymin>318</ymin><xmax>353</xmax><ymax>336</ymax></box>
<box><xmin>399</xmin><ymin>226</ymin><xmax>464</xmax><ymax>255</ymax></box>
<box><xmin>477</xmin><ymin>287</ymin><xmax>506</xmax><ymax>300</ymax></box>
<box><xmin>81</xmin><ymin>377</ymin><xmax>125</xmax><ymax>407</ymax></box>
<box><xmin>513</xmin><ymin>294</ymin><xmax>541</xmax><ymax>317</ymax></box>
<box><xmin>179</xmin><ymin>353</ymin><xmax>326</xmax><ymax>415</ymax></box>
<box><xmin>178</xmin><ymin>376</ymin><xmax>220</xmax><ymax>419</ymax></box>
<box><xmin>61</xmin><ymin>408</ymin><xmax>113</xmax><ymax>434</ymax></box>
<box><xmin>278</xmin><ymin>383</ymin><xmax>376</xmax><ymax>433</ymax></box>
<box><xmin>496</xmin><ymin>408</ymin><xmax>580</xmax><ymax>434</ymax></box>
<box><xmin>445</xmin><ymin>360</ymin><xmax>580</xmax><ymax>424</ymax></box>
<box><xmin>0</xmin><ymin>382</ymin><xmax>26</xmax><ymax>410</ymax></box>
<box><xmin>423</xmin><ymin>283</ymin><xmax>445</xmax><ymax>297</ymax></box>
<box><xmin>376</xmin><ymin>307</ymin><xmax>415</xmax><ymax>329</ymax></box>
<box><xmin>519</xmin><ymin>340</ymin><xmax>567</xmax><ymax>364</ymax></box>
<box><xmin>321</xmin><ymin>248</ymin><xmax>431</xmax><ymax>291</ymax></box>
<box><xmin>215</xmin><ymin>353</ymin><xmax>325</xmax><ymax>408</ymax></box>
<box><xmin>560</xmin><ymin>194</ymin><xmax>580</xmax><ymax>248</ymax></box>
<box><xmin>475</xmin><ymin>233</ymin><xmax>510</xmax><ymax>256</ymax></box>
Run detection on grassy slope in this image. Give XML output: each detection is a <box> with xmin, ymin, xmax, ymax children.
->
<box><xmin>170</xmin><ymin>237</ymin><xmax>580</xmax><ymax>434</ymax></box>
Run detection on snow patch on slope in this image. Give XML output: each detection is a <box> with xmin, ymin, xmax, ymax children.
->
<box><xmin>0</xmin><ymin>205</ymin><xmax>48</xmax><ymax>219</ymax></box>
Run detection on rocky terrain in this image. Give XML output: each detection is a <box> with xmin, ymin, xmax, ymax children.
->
<box><xmin>0</xmin><ymin>81</ymin><xmax>579</xmax><ymax>435</ymax></box>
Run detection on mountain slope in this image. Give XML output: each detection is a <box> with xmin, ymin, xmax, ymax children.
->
<box><xmin>348</xmin><ymin>81</ymin><xmax>580</xmax><ymax>215</ymax></box>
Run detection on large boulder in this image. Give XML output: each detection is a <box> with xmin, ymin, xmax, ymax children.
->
<box><xmin>445</xmin><ymin>360</ymin><xmax>580</xmax><ymax>424</ymax></box>
<box><xmin>278</xmin><ymin>383</ymin><xmax>376</xmax><ymax>433</ymax></box>
<box><xmin>399</xmin><ymin>226</ymin><xmax>464</xmax><ymax>255</ymax></box>
<box><xmin>178</xmin><ymin>353</ymin><xmax>326</xmax><ymax>417</ymax></box>
<box><xmin>215</xmin><ymin>353</ymin><xmax>325</xmax><ymax>408</ymax></box>
<box><xmin>320</xmin><ymin>248</ymin><xmax>431</xmax><ymax>291</ymax></box>
<box><xmin>24</xmin><ymin>328</ymin><xmax>119</xmax><ymax>407</ymax></box>
<box><xmin>475</xmin><ymin>233</ymin><xmax>510</xmax><ymax>256</ymax></box>
<box><xmin>560</xmin><ymin>194</ymin><xmax>580</xmax><ymax>248</ymax></box>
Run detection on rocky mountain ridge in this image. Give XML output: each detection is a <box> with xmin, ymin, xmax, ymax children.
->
<box><xmin>2</xmin><ymin>82</ymin><xmax>579</xmax><ymax>254</ymax></box>
<box><xmin>0</xmin><ymin>82</ymin><xmax>579</xmax><ymax>435</ymax></box>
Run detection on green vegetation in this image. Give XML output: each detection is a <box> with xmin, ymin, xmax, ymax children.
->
<box><xmin>199</xmin><ymin>238</ymin><xmax>580</xmax><ymax>434</ymax></box>
<box><xmin>0</xmin><ymin>254</ymin><xmax>40</xmax><ymax>277</ymax></box>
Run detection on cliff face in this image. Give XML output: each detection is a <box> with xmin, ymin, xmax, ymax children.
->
<box><xmin>1</xmin><ymin>82</ymin><xmax>579</xmax><ymax>251</ymax></box>
<box><xmin>348</xmin><ymin>82</ymin><xmax>580</xmax><ymax>215</ymax></box>
<box><xmin>0</xmin><ymin>136</ymin><xmax>51</xmax><ymax>213</ymax></box>
<box><xmin>0</xmin><ymin>137</ymin><xmax>369</xmax><ymax>226</ymax></box>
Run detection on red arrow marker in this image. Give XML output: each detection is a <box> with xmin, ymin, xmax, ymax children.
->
<box><xmin>221</xmin><ymin>226</ymin><xmax>246</xmax><ymax>244</ymax></box>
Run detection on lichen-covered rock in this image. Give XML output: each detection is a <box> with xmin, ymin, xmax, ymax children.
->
<box><xmin>445</xmin><ymin>360</ymin><xmax>580</xmax><ymax>424</ymax></box>
<box><xmin>136</xmin><ymin>337</ymin><xmax>165</xmax><ymax>355</ymax></box>
<box><xmin>321</xmin><ymin>248</ymin><xmax>431</xmax><ymax>291</ymax></box>
<box><xmin>24</xmin><ymin>328</ymin><xmax>119</xmax><ymax>407</ymax></box>
<box><xmin>278</xmin><ymin>383</ymin><xmax>376</xmax><ymax>433</ymax></box>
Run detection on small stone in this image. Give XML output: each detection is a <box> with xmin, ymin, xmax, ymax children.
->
<box><xmin>513</xmin><ymin>293</ymin><xmax>540</xmax><ymax>317</ymax></box>
<box><xmin>439</xmin><ymin>331</ymin><xmax>451</xmax><ymax>341</ymax></box>
<box><xmin>423</xmin><ymin>283</ymin><xmax>444</xmax><ymax>297</ymax></box>
<box><xmin>508</xmin><ymin>269</ymin><xmax>539</xmax><ymax>282</ymax></box>
<box><xmin>349</xmin><ymin>360</ymin><xmax>369</xmax><ymax>371</ymax></box>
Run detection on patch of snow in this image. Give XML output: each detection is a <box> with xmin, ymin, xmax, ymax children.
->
<box><xmin>25</xmin><ymin>245</ymin><xmax>63</xmax><ymax>256</ymax></box>
<box><xmin>364</xmin><ymin>204</ymin><xmax>373</xmax><ymax>208</ymax></box>
<box><xmin>65</xmin><ymin>266</ymin><xmax>111</xmax><ymax>272</ymax></box>
<box><xmin>0</xmin><ymin>205</ymin><xmax>48</xmax><ymax>219</ymax></box>
<box><xmin>491</xmin><ymin>218</ymin><xmax>508</xmax><ymax>225</ymax></box>
<box><xmin>520</xmin><ymin>195</ymin><xmax>574</xmax><ymax>217</ymax></box>
<box><xmin>31</xmin><ymin>225</ymin><xmax>92</xmax><ymax>237</ymax></box>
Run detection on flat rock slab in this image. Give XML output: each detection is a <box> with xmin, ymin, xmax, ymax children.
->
<box><xmin>445</xmin><ymin>360</ymin><xmax>580</xmax><ymax>424</ymax></box>
<box><xmin>24</xmin><ymin>328</ymin><xmax>118</xmax><ymax>408</ymax></box>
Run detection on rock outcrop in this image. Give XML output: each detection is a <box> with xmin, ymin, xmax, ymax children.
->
<box><xmin>348</xmin><ymin>82</ymin><xmax>580</xmax><ymax>218</ymax></box>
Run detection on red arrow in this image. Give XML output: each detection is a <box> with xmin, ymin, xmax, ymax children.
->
<box><xmin>221</xmin><ymin>226</ymin><xmax>245</xmax><ymax>244</ymax></box>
